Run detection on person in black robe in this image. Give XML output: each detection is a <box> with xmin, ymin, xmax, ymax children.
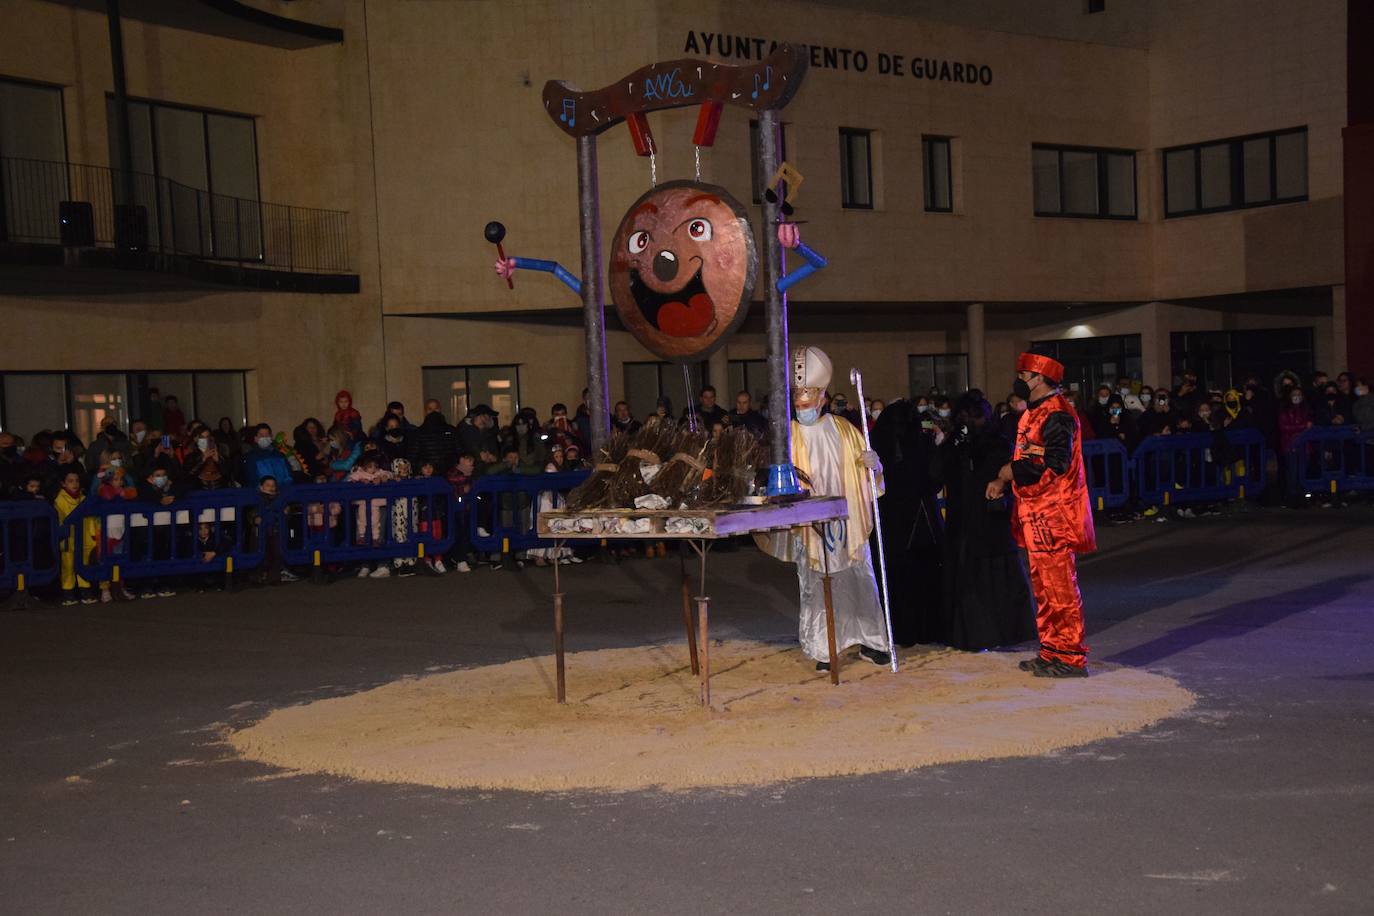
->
<box><xmin>868</xmin><ymin>398</ymin><xmax>944</xmax><ymax>646</ymax></box>
<box><xmin>929</xmin><ymin>393</ymin><xmax>1036</xmax><ymax>651</ymax></box>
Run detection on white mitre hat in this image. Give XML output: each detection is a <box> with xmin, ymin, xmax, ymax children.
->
<box><xmin>792</xmin><ymin>345</ymin><xmax>832</xmax><ymax>391</ymax></box>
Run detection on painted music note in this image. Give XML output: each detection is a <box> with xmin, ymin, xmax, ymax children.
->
<box><xmin>751</xmin><ymin>66</ymin><xmax>772</xmax><ymax>99</ymax></box>
<box><xmin>559</xmin><ymin>98</ymin><xmax>576</xmax><ymax>127</ymax></box>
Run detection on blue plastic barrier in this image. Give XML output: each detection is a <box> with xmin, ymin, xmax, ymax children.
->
<box><xmin>469</xmin><ymin>470</ymin><xmax>591</xmax><ymax>553</ymax></box>
<box><xmin>1133</xmin><ymin>429</ymin><xmax>1266</xmax><ymax>507</ymax></box>
<box><xmin>278</xmin><ymin>478</ymin><xmax>457</xmax><ymax>568</ymax></box>
<box><xmin>1</xmin><ymin>500</ymin><xmax>60</xmax><ymax>602</ymax></box>
<box><xmin>1288</xmin><ymin>426</ymin><xmax>1374</xmax><ymax>496</ymax></box>
<box><xmin>61</xmin><ymin>489</ymin><xmax>267</xmax><ymax>583</ymax></box>
<box><xmin>1081</xmin><ymin>439</ymin><xmax>1131</xmax><ymax>511</ymax></box>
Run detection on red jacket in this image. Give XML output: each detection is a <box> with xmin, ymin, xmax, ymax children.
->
<box><xmin>1011</xmin><ymin>392</ymin><xmax>1096</xmax><ymax>554</ymax></box>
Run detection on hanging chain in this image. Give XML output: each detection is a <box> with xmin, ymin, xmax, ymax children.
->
<box><xmin>649</xmin><ymin>139</ymin><xmax>657</xmax><ymax>187</ymax></box>
<box><xmin>682</xmin><ymin>364</ymin><xmax>697</xmax><ymax>433</ymax></box>
<box><xmin>694</xmin><ymin>145</ymin><xmax>702</xmax><ymax>182</ymax></box>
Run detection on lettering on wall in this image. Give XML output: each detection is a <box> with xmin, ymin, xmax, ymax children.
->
<box><xmin>682</xmin><ymin>31</ymin><xmax>994</xmax><ymax>87</ymax></box>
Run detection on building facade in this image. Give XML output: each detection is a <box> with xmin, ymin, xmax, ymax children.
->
<box><xmin>0</xmin><ymin>0</ymin><xmax>1364</xmax><ymax>441</ymax></box>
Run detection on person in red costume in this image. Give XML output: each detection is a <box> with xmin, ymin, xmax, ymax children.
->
<box><xmin>986</xmin><ymin>353</ymin><xmax>1096</xmax><ymax>677</ymax></box>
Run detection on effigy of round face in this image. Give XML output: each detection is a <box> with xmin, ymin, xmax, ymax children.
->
<box><xmin>609</xmin><ymin>180</ymin><xmax>757</xmax><ymax>362</ymax></box>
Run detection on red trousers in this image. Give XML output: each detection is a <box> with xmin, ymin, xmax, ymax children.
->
<box><xmin>1027</xmin><ymin>546</ymin><xmax>1088</xmax><ymax>668</ymax></box>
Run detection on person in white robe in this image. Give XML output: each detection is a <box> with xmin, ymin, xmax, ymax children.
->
<box><xmin>757</xmin><ymin>346</ymin><xmax>892</xmax><ymax>671</ymax></box>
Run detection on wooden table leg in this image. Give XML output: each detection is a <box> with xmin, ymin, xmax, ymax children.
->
<box><xmin>553</xmin><ymin>543</ymin><xmax>566</xmax><ymax>703</ymax></box>
<box><xmin>696</xmin><ymin>596</ymin><xmax>710</xmax><ymax>708</ymax></box>
<box><xmin>822</xmin><ymin>572</ymin><xmax>840</xmax><ymax>686</ymax></box>
<box><xmin>681</xmin><ymin>553</ymin><xmax>700</xmax><ymax>675</ymax></box>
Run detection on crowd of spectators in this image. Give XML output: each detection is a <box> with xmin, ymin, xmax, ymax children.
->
<box><xmin>1</xmin><ymin>371</ymin><xmax>1369</xmax><ymax>603</ymax></box>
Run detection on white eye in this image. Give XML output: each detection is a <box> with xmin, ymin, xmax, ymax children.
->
<box><xmin>627</xmin><ymin>230</ymin><xmax>650</xmax><ymax>254</ymax></box>
<box><xmin>687</xmin><ymin>218</ymin><xmax>712</xmax><ymax>241</ymax></box>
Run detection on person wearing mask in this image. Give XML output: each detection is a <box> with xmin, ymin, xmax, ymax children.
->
<box><xmin>755</xmin><ymin>346</ymin><xmax>891</xmax><ymax>671</ymax></box>
<box><xmin>48</xmin><ymin>432</ymin><xmax>87</xmax><ymax>496</ymax></box>
<box><xmin>54</xmin><ymin>470</ymin><xmax>101</xmax><ymax>605</ymax></box>
<box><xmin>931</xmin><ymin>393</ymin><xmax>1035</xmax><ymax>651</ymax></box>
<box><xmin>828</xmin><ymin>393</ymin><xmax>862</xmax><ymax>429</ymax></box>
<box><xmin>458</xmin><ymin>405</ymin><xmax>500</xmax><ymax>468</ymax></box>
<box><xmin>1174</xmin><ymin>371</ymin><xmax>1204</xmax><ymax>416</ymax></box>
<box><xmin>1278</xmin><ymin>386</ymin><xmax>1313</xmax><ymax>454</ymax></box>
<box><xmin>1137</xmin><ymin>386</ymin><xmax>1154</xmax><ymax>413</ymax></box>
<box><xmin>543</xmin><ymin>403</ymin><xmax>584</xmax><ymax>454</ymax></box>
<box><xmin>986</xmin><ymin>353</ymin><xmax>1095</xmax><ymax>678</ymax></box>
<box><xmin>134</xmin><ymin>466</ymin><xmax>180</xmax><ymax>598</ymax></box>
<box><xmin>348</xmin><ymin>452</ymin><xmax>393</xmax><ymax>578</ymax></box>
<box><xmin>508</xmin><ymin>411</ymin><xmax>549</xmax><ymax>474</ymax></box>
<box><xmin>84</xmin><ymin>419</ymin><xmax>131</xmax><ymax>475</ymax></box>
<box><xmin>242</xmin><ymin>424</ymin><xmax>294</xmax><ymax>489</ymax></box>
<box><xmin>1352</xmin><ymin>379</ymin><xmax>1374</xmax><ymax>430</ymax></box>
<box><xmin>377</xmin><ymin>416</ymin><xmax>411</xmax><ymax>463</ymax></box>
<box><xmin>183</xmin><ymin>427</ymin><xmax>230</xmax><ymax>490</ymax></box>
<box><xmin>1095</xmin><ymin>394</ymin><xmax>1140</xmax><ymax>452</ymax></box>
<box><xmin>1314</xmin><ymin>383</ymin><xmax>1349</xmax><ymax>427</ymax></box>
<box><xmin>1089</xmin><ymin>384</ymin><xmax>1113</xmax><ymax>429</ymax></box>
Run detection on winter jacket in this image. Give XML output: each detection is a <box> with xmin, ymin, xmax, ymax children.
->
<box><xmin>1278</xmin><ymin>403</ymin><xmax>1313</xmax><ymax>453</ymax></box>
<box><xmin>242</xmin><ymin>447</ymin><xmax>293</xmax><ymax>488</ymax></box>
<box><xmin>410</xmin><ymin>412</ymin><xmax>459</xmax><ymax>473</ymax></box>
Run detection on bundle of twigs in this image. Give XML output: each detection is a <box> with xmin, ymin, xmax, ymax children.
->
<box><xmin>689</xmin><ymin>427</ymin><xmax>766</xmax><ymax>507</ymax></box>
<box><xmin>565</xmin><ymin>432</ymin><xmax>631</xmax><ymax>510</ymax></box>
<box><xmin>605</xmin><ymin>424</ymin><xmax>678</xmax><ymax>507</ymax></box>
<box><xmin>647</xmin><ymin>428</ymin><xmax>712</xmax><ymax>506</ymax></box>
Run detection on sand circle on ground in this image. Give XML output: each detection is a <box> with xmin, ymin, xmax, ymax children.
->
<box><xmin>229</xmin><ymin>642</ymin><xmax>1194</xmax><ymax>792</ymax></box>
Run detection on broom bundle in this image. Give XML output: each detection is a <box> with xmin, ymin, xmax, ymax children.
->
<box><xmin>647</xmin><ymin>428</ymin><xmax>712</xmax><ymax>506</ymax></box>
<box><xmin>605</xmin><ymin>424</ymin><xmax>679</xmax><ymax>507</ymax></box>
<box><xmin>564</xmin><ymin>432</ymin><xmax>631</xmax><ymax>510</ymax></box>
<box><xmin>689</xmin><ymin>427</ymin><xmax>766</xmax><ymax>508</ymax></box>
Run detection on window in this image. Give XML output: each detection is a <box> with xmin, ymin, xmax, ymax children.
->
<box><xmin>105</xmin><ymin>97</ymin><xmax>261</xmax><ymax>259</ymax></box>
<box><xmin>922</xmin><ymin>136</ymin><xmax>952</xmax><ymax>212</ymax></box>
<box><xmin>1087</xmin><ymin>0</ymin><xmax>1106</xmax><ymax>12</ymax></box>
<box><xmin>1030</xmin><ymin>335</ymin><xmax>1141</xmax><ymax>395</ymax></box>
<box><xmin>727</xmin><ymin>359</ymin><xmax>770</xmax><ymax>407</ymax></box>
<box><xmin>1170</xmin><ymin>327</ymin><xmax>1314</xmax><ymax>391</ymax></box>
<box><xmin>0</xmin><ymin>371</ymin><xmax>247</xmax><ymax>441</ymax></box>
<box><xmin>908</xmin><ymin>354</ymin><xmax>969</xmax><ymax>399</ymax></box>
<box><xmin>0</xmin><ymin>77</ymin><xmax>67</xmax><ymax>243</ymax></box>
<box><xmin>839</xmin><ymin>128</ymin><xmax>873</xmax><ymax>209</ymax></box>
<box><xmin>422</xmin><ymin>365</ymin><xmax>520</xmax><ymax>427</ymax></box>
<box><xmin>1163</xmin><ymin>127</ymin><xmax>1307</xmax><ymax>217</ymax></box>
<box><xmin>623</xmin><ymin>361</ymin><xmax>707</xmax><ymax>424</ymax></box>
<box><xmin>749</xmin><ymin>120</ymin><xmax>788</xmax><ymax>204</ymax></box>
<box><xmin>1032</xmin><ymin>145</ymin><xmax>1136</xmax><ymax>218</ymax></box>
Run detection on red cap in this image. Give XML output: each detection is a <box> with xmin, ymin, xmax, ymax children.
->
<box><xmin>1016</xmin><ymin>352</ymin><xmax>1065</xmax><ymax>384</ymax></box>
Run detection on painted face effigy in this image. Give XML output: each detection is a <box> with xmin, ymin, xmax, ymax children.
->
<box><xmin>609</xmin><ymin>180</ymin><xmax>756</xmax><ymax>362</ymax></box>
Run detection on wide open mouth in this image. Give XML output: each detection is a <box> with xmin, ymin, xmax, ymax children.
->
<box><xmin>628</xmin><ymin>261</ymin><xmax>715</xmax><ymax>337</ymax></box>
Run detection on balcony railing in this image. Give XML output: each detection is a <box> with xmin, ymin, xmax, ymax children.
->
<box><xmin>0</xmin><ymin>156</ymin><xmax>351</xmax><ymax>274</ymax></box>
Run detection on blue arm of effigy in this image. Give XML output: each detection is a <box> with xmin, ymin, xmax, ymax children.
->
<box><xmin>511</xmin><ymin>257</ymin><xmax>583</xmax><ymax>296</ymax></box>
<box><xmin>777</xmin><ymin>242</ymin><xmax>828</xmax><ymax>294</ymax></box>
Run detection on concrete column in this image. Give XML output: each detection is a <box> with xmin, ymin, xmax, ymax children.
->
<box><xmin>707</xmin><ymin>346</ymin><xmax>729</xmax><ymax>400</ymax></box>
<box><xmin>967</xmin><ymin>302</ymin><xmax>986</xmax><ymax>393</ymax></box>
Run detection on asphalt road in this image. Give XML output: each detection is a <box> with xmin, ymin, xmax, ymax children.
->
<box><xmin>3</xmin><ymin>506</ymin><xmax>1372</xmax><ymax>915</ymax></box>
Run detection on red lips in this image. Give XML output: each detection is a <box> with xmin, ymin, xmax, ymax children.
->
<box><xmin>657</xmin><ymin>292</ymin><xmax>715</xmax><ymax>337</ymax></box>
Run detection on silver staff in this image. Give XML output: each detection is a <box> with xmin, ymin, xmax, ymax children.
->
<box><xmin>849</xmin><ymin>368</ymin><xmax>898</xmax><ymax>673</ymax></box>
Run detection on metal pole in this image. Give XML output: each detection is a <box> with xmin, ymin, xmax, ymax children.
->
<box><xmin>106</xmin><ymin>0</ymin><xmax>137</xmax><ymax>239</ymax></box>
<box><xmin>758</xmin><ymin>109</ymin><xmax>799</xmax><ymax>495</ymax></box>
<box><xmin>850</xmin><ymin>367</ymin><xmax>898</xmax><ymax>673</ymax></box>
<box><xmin>576</xmin><ymin>135</ymin><xmax>611</xmax><ymax>453</ymax></box>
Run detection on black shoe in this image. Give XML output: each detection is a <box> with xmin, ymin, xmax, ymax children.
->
<box><xmin>1032</xmin><ymin>659</ymin><xmax>1088</xmax><ymax>678</ymax></box>
<box><xmin>858</xmin><ymin>646</ymin><xmax>891</xmax><ymax>667</ymax></box>
<box><xmin>1018</xmin><ymin>656</ymin><xmax>1050</xmax><ymax>673</ymax></box>
<box><xmin>815</xmin><ymin>661</ymin><xmax>830</xmax><ymax>672</ymax></box>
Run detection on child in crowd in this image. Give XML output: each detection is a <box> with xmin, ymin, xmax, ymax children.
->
<box><xmin>445</xmin><ymin>454</ymin><xmax>475</xmax><ymax>573</ymax></box>
<box><xmin>92</xmin><ymin>450</ymin><xmax>138</xmax><ymax>601</ymax></box>
<box><xmin>416</xmin><ymin>460</ymin><xmax>448</xmax><ymax>574</ymax></box>
<box><xmin>333</xmin><ymin>390</ymin><xmax>364</xmax><ymax>443</ymax></box>
<box><xmin>348</xmin><ymin>450</ymin><xmax>393</xmax><ymax>578</ymax></box>
<box><xmin>390</xmin><ymin>458</ymin><xmax>418</xmax><ymax>577</ymax></box>
<box><xmin>54</xmin><ymin>471</ymin><xmax>100</xmax><ymax>606</ymax></box>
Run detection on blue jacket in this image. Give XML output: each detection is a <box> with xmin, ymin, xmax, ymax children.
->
<box><xmin>242</xmin><ymin>447</ymin><xmax>292</xmax><ymax>488</ymax></box>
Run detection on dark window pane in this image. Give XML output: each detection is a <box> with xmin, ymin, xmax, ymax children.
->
<box><xmin>1106</xmin><ymin>152</ymin><xmax>1135</xmax><ymax>216</ymax></box>
<box><xmin>1243</xmin><ymin>137</ymin><xmax>1271</xmax><ymax>204</ymax></box>
<box><xmin>1199</xmin><ymin>143</ymin><xmax>1231</xmax><ymax>209</ymax></box>
<box><xmin>1275</xmin><ymin>131</ymin><xmax>1307</xmax><ymax>199</ymax></box>
<box><xmin>1165</xmin><ymin>149</ymin><xmax>1196</xmax><ymax>214</ymax></box>
<box><xmin>1061</xmin><ymin>150</ymin><xmax>1098</xmax><ymax>214</ymax></box>
<box><xmin>924</xmin><ymin>137</ymin><xmax>951</xmax><ymax>211</ymax></box>
<box><xmin>840</xmin><ymin>130</ymin><xmax>872</xmax><ymax>208</ymax></box>
<box><xmin>1032</xmin><ymin>148</ymin><xmax>1061</xmax><ymax>213</ymax></box>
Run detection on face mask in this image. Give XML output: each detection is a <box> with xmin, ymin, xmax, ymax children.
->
<box><xmin>1097</xmin><ymin>396</ymin><xmax>1109</xmax><ymax>406</ymax></box>
<box><xmin>110</xmin><ymin>459</ymin><xmax>123</xmax><ymax>469</ymax></box>
<box><xmin>1291</xmin><ymin>395</ymin><xmax>1303</xmax><ymax>405</ymax></box>
<box><xmin>1157</xmin><ymin>401</ymin><xmax>1169</xmax><ymax>410</ymax></box>
<box><xmin>833</xmin><ymin>402</ymin><xmax>848</xmax><ymax>413</ymax></box>
<box><xmin>134</xmin><ymin>430</ymin><xmax>147</xmax><ymax>443</ymax></box>
<box><xmin>153</xmin><ymin>476</ymin><xmax>169</xmax><ymax>490</ymax></box>
<box><xmin>937</xmin><ymin>409</ymin><xmax>951</xmax><ymax>418</ymax></box>
<box><xmin>1198</xmin><ymin>411</ymin><xmax>1211</xmax><ymax>421</ymax></box>
<box><xmin>257</xmin><ymin>436</ymin><xmax>272</xmax><ymax>449</ymax></box>
<box><xmin>197</xmin><ymin>438</ymin><xmax>209</xmax><ymax>450</ymax></box>
<box><xmin>386</xmin><ymin>433</ymin><xmax>402</xmax><ymax>442</ymax></box>
<box><xmin>1140</xmin><ymin>394</ymin><xmax>1152</xmax><ymax>404</ymax></box>
<box><xmin>796</xmin><ymin>406</ymin><xmax>821</xmax><ymax>425</ymax></box>
<box><xmin>1110</xmin><ymin>407</ymin><xmax>1122</xmax><ymax>417</ymax></box>
<box><xmin>1118</xmin><ymin>388</ymin><xmax>1130</xmax><ymax>397</ymax></box>
<box><xmin>871</xmin><ymin>408</ymin><xmax>882</xmax><ymax>419</ymax></box>
<box><xmin>1012</xmin><ymin>378</ymin><xmax>1032</xmax><ymax>401</ymax></box>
